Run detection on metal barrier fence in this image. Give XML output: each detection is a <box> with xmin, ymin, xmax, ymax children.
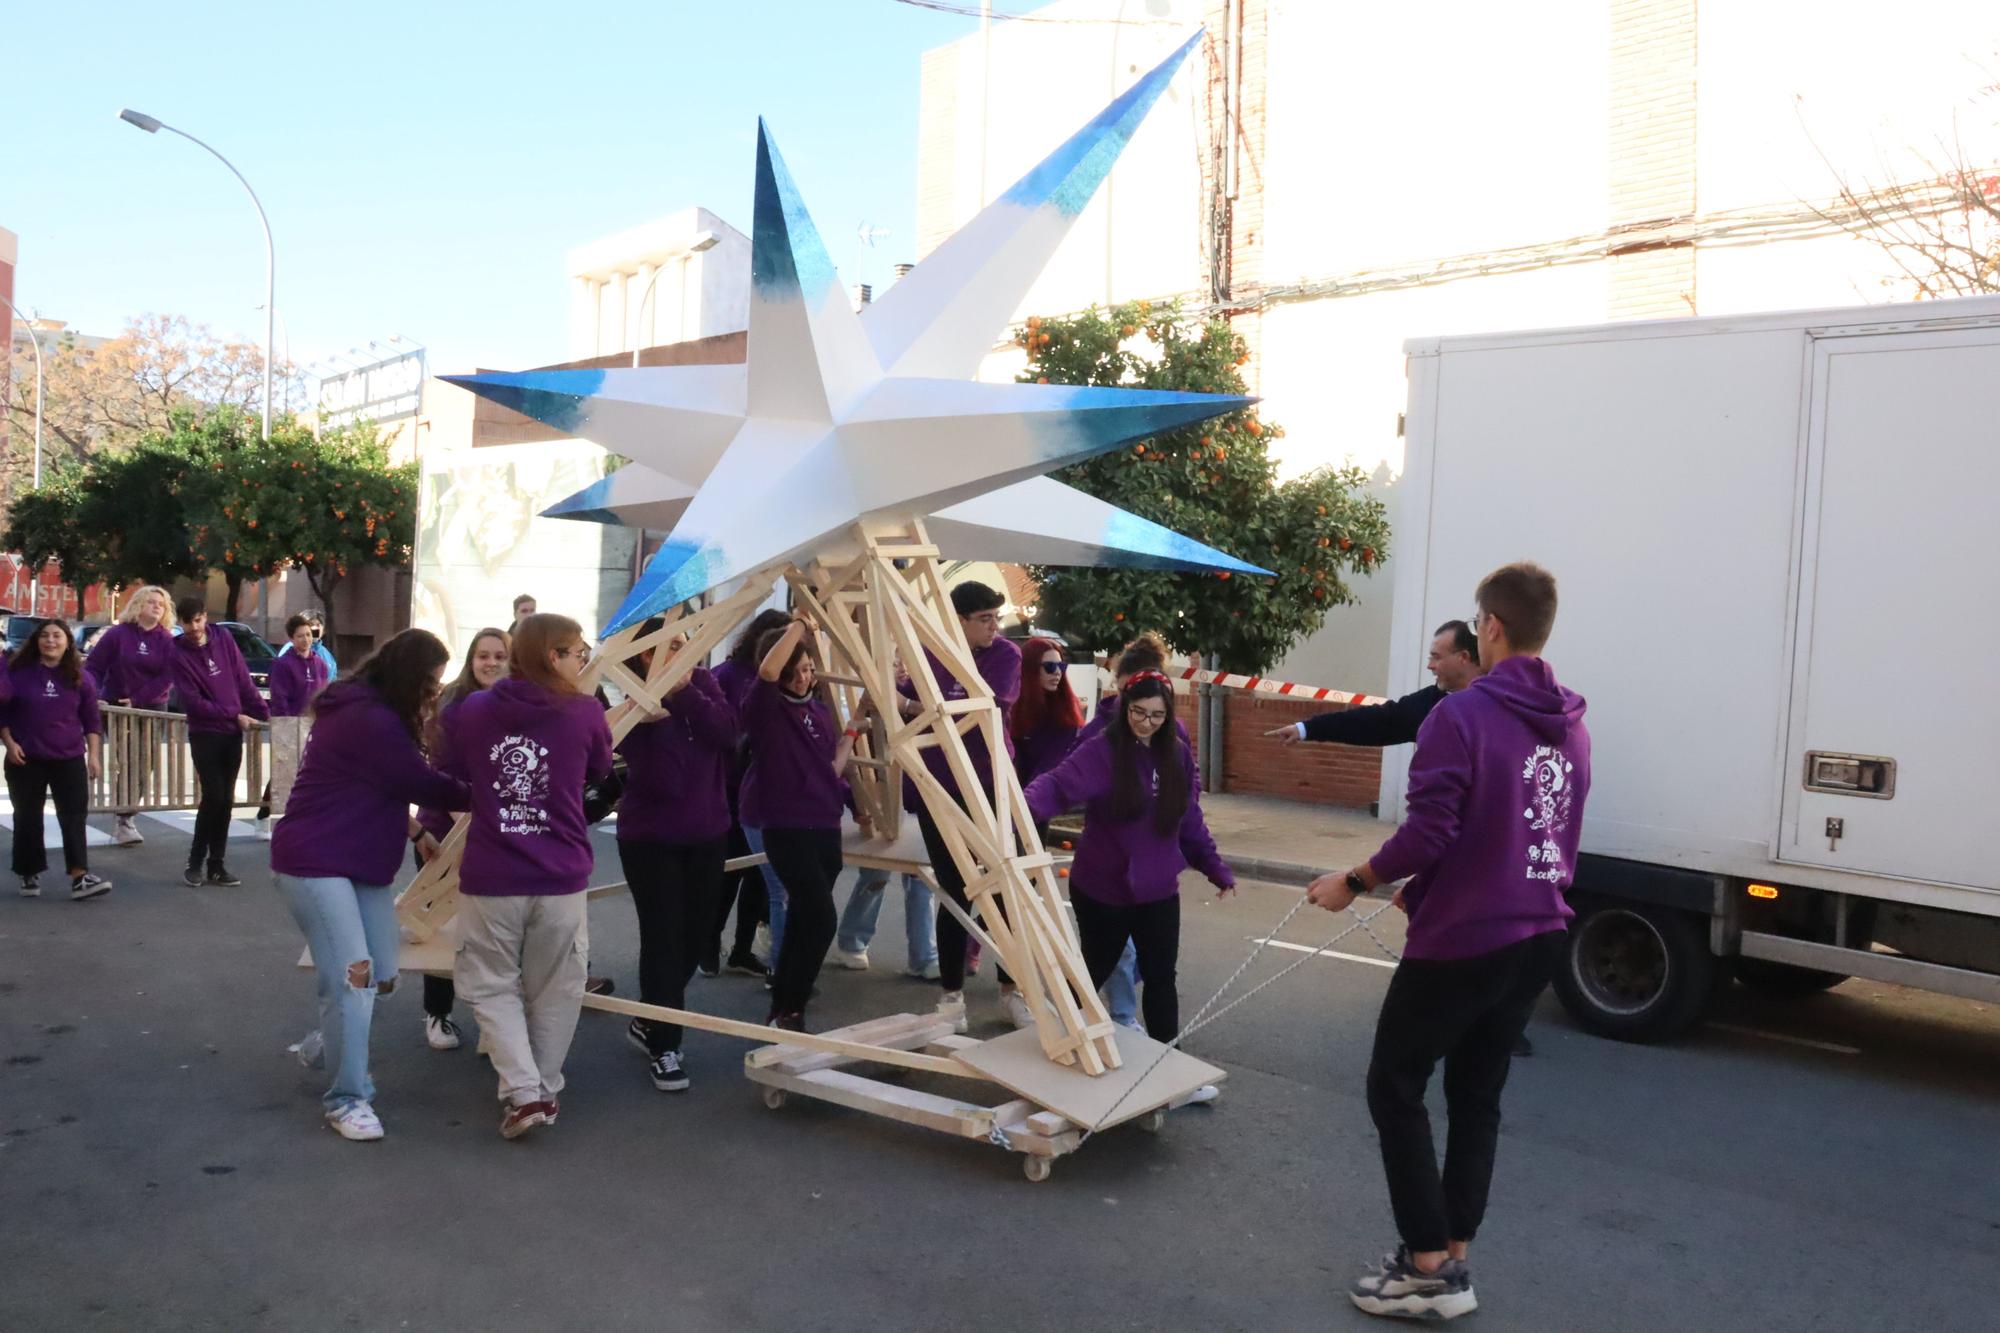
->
<box><xmin>89</xmin><ymin>705</ymin><xmax>273</xmax><ymax>815</ymax></box>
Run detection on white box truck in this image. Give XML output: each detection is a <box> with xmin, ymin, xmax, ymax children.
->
<box><xmin>1383</xmin><ymin>295</ymin><xmax>1998</xmax><ymax>1040</ymax></box>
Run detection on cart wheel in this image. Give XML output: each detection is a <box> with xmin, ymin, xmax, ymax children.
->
<box><xmin>1021</xmin><ymin>1154</ymin><xmax>1053</xmax><ymax>1183</ymax></box>
<box><xmin>1139</xmin><ymin>1108</ymin><xmax>1166</xmax><ymax>1134</ymax></box>
<box><xmin>761</xmin><ymin>1086</ymin><xmax>788</xmax><ymax>1111</ymax></box>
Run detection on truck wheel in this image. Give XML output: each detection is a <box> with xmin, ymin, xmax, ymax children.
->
<box><xmin>1734</xmin><ymin>957</ymin><xmax>1847</xmax><ymax>996</ymax></box>
<box><xmin>1553</xmin><ymin>898</ymin><xmax>1714</xmax><ymax>1041</ymax></box>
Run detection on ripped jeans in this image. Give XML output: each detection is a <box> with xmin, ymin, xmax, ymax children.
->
<box><xmin>274</xmin><ymin>873</ymin><xmax>400</xmax><ymax>1112</ymax></box>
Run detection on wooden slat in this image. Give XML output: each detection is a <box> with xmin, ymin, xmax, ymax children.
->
<box><xmin>583</xmin><ymin>993</ymin><xmax>975</xmax><ymax>1077</ymax></box>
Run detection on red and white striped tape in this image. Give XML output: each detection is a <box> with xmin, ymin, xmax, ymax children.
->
<box><xmin>1094</xmin><ymin>661</ymin><xmax>1389</xmax><ymax>708</ymax></box>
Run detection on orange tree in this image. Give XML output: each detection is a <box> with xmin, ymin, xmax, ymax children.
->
<box><xmin>1021</xmin><ymin>301</ymin><xmax>1387</xmax><ymax>673</ymax></box>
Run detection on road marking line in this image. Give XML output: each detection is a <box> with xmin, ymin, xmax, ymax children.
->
<box><xmin>1709</xmin><ymin>1022</ymin><xmax>1860</xmax><ymax>1056</ymax></box>
<box><xmin>1249</xmin><ymin>936</ymin><xmax>1397</xmax><ymax>970</ymax></box>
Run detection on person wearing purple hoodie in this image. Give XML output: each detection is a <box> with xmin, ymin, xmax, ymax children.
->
<box><xmin>704</xmin><ymin>608</ymin><xmax>788</xmax><ymax>978</ymax></box>
<box><xmin>171</xmin><ymin>597</ymin><xmax>270</xmax><ymax>888</ymax></box>
<box><xmin>256</xmin><ymin>613</ymin><xmax>333</xmax><ymax>834</ymax></box>
<box><xmin>4</xmin><ymin>620</ymin><xmax>110</xmax><ymax>901</ymax></box>
<box><xmin>270</xmin><ymin>629</ymin><xmax>470</xmax><ymax>1142</ymax></box>
<box><xmin>614</xmin><ymin>617</ymin><xmax>738</xmax><ymax>1090</ymax></box>
<box><xmin>1024</xmin><ymin>671</ymin><xmax>1235</xmax><ymax>1041</ymax></box>
<box><xmin>440</xmin><ymin>613</ymin><xmax>613</xmax><ymax>1140</ymax></box>
<box><xmin>84</xmin><ymin>584</ymin><xmax>176</xmax><ymax>847</ymax></box>
<box><xmin>1308</xmin><ymin>562</ymin><xmax>1589</xmax><ymax>1323</ymax></box>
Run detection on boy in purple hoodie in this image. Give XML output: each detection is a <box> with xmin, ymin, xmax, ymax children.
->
<box><xmin>171</xmin><ymin>598</ymin><xmax>270</xmax><ymax>887</ymax></box>
<box><xmin>1308</xmin><ymin>561</ymin><xmax>1589</xmax><ymax>1323</ymax></box>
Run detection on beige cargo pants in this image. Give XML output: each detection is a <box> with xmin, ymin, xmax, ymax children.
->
<box><xmin>454</xmin><ymin>892</ymin><xmax>589</xmax><ymax>1107</ymax></box>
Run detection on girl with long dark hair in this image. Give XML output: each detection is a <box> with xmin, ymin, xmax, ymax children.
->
<box><xmin>270</xmin><ymin>628</ymin><xmax>469</xmax><ymax>1141</ymax></box>
<box><xmin>615</xmin><ymin>617</ymin><xmax>738</xmax><ymax>1089</ymax></box>
<box><xmin>706</xmin><ymin>607</ymin><xmax>790</xmax><ymax>976</ymax></box>
<box><xmin>4</xmin><ymin>620</ymin><xmax>109</xmax><ymax>900</ymax></box>
<box><xmin>441</xmin><ymin>613</ymin><xmax>613</xmax><ymax>1139</ymax></box>
<box><xmin>171</xmin><ymin>598</ymin><xmax>269</xmax><ymax>887</ymax></box>
<box><xmin>1024</xmin><ymin>672</ymin><xmax>1234</xmax><ymax>1041</ymax></box>
<box><xmin>411</xmin><ymin>627</ymin><xmax>510</xmax><ymax>1052</ymax></box>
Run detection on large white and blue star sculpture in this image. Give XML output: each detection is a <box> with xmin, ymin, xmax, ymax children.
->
<box><xmin>444</xmin><ymin>32</ymin><xmax>1266</xmax><ymax>635</ymax></box>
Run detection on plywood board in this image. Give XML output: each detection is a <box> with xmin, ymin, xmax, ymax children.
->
<box><xmin>954</xmin><ymin>1026</ymin><xmax>1224</xmax><ymax>1131</ymax></box>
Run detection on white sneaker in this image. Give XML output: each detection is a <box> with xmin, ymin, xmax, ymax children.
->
<box><xmin>906</xmin><ymin>959</ymin><xmax>942</xmax><ymax>981</ymax></box>
<box><xmin>1179</xmin><ymin>1083</ymin><xmax>1220</xmax><ymax>1107</ymax></box>
<box><xmin>831</xmin><ymin>946</ymin><xmax>870</xmax><ymax>971</ymax></box>
<box><xmin>112</xmin><ymin>817</ymin><xmax>144</xmax><ymax>846</ymax></box>
<box><xmin>1000</xmin><ymin>989</ymin><xmax>1035</xmax><ymax>1031</ymax></box>
<box><xmin>424</xmin><ymin>1014</ymin><xmax>462</xmax><ymax>1051</ymax></box>
<box><xmin>255</xmin><ymin>817</ymin><xmax>272</xmax><ymax>841</ymax></box>
<box><xmin>752</xmin><ymin>923</ymin><xmax>773</xmax><ymax>961</ymax></box>
<box><xmin>18</xmin><ymin>875</ymin><xmax>39</xmax><ymax>898</ymax></box>
<box><xmin>936</xmin><ymin>992</ymin><xmax>969</xmax><ymax>1035</ymax></box>
<box><xmin>326</xmin><ymin>1101</ymin><xmax>384</xmax><ymax>1141</ymax></box>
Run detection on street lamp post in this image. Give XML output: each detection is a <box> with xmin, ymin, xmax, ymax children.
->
<box><xmin>630</xmin><ymin>230</ymin><xmax>721</xmax><ymax>368</ymax></box>
<box><xmin>1</xmin><ymin>292</ymin><xmax>46</xmax><ymax>615</ymax></box>
<box><xmin>118</xmin><ymin>108</ymin><xmax>274</xmax><ymax>440</ymax></box>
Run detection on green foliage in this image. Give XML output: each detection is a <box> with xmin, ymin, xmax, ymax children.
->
<box><xmin>3</xmin><ymin>462</ymin><xmax>102</xmax><ymax>599</ymax></box>
<box><xmin>1020</xmin><ymin>301</ymin><xmax>1389</xmax><ymax>674</ymax></box>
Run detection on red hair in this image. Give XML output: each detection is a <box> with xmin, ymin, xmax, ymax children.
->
<box><xmin>1012</xmin><ymin>636</ymin><xmax>1082</xmax><ymax>740</ymax></box>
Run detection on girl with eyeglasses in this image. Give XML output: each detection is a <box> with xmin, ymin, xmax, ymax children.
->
<box><xmin>1024</xmin><ymin>671</ymin><xmax>1235</xmax><ymax>1042</ymax></box>
<box><xmin>438</xmin><ymin>613</ymin><xmax>614</xmax><ymax>1140</ymax></box>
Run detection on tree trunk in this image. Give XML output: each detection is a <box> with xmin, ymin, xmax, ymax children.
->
<box><xmin>223</xmin><ymin>570</ymin><xmax>243</xmax><ymax>623</ymax></box>
<box><xmin>303</xmin><ymin>563</ymin><xmax>341</xmax><ymax>648</ymax></box>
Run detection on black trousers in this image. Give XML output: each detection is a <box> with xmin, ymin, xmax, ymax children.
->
<box><xmin>761</xmin><ymin>827</ymin><xmax>842</xmax><ymax>1017</ymax></box>
<box><xmin>618</xmin><ymin>836</ymin><xmax>727</xmax><ymax>1054</ymax></box>
<box><xmin>187</xmin><ymin>731</ymin><xmax>244</xmax><ymax>872</ymax></box>
<box><xmin>1366</xmin><ymin>930</ymin><xmax>1564</xmax><ymax>1252</ymax></box>
<box><xmin>704</xmin><ymin>822</ymin><xmax>766</xmax><ymax>968</ymax></box>
<box><xmin>8</xmin><ymin>755</ymin><xmax>90</xmax><ymax>878</ymax></box>
<box><xmin>916</xmin><ymin>798</ymin><xmax>1012</xmax><ymax>992</ymax></box>
<box><xmin>1072</xmin><ymin>890</ymin><xmax>1180</xmax><ymax>1041</ymax></box>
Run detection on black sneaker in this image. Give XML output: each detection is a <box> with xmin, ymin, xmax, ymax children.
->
<box><xmin>584</xmin><ymin>975</ymin><xmax>615</xmax><ymax>996</ymax></box>
<box><xmin>18</xmin><ymin>875</ymin><xmax>39</xmax><ymax>898</ymax></box>
<box><xmin>726</xmin><ymin>952</ymin><xmax>770</xmax><ymax>978</ymax></box>
<box><xmin>696</xmin><ymin>959</ymin><xmax>720</xmax><ymax>979</ymax></box>
<box><xmin>70</xmin><ymin>873</ymin><xmax>112</xmax><ymax>901</ymax></box>
<box><xmin>182</xmin><ymin>866</ymin><xmax>204</xmax><ymax>888</ymax></box>
<box><xmin>625</xmin><ymin>1017</ymin><xmax>654</xmax><ymax>1058</ymax></box>
<box><xmin>648</xmin><ymin>1050</ymin><xmax>689</xmax><ymax>1092</ymax></box>
<box><xmin>1349</xmin><ymin>1248</ymin><xmax>1477</xmax><ymax>1321</ymax></box>
<box><xmin>767</xmin><ymin>1011</ymin><xmax>805</xmax><ymax>1032</ymax></box>
<box><xmin>206</xmin><ymin>866</ymin><xmax>243</xmax><ymax>887</ymax></box>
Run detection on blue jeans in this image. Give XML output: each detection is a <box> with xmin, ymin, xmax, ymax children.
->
<box><xmin>1104</xmin><ymin>940</ymin><xmax>1142</xmax><ymax>1028</ymax></box>
<box><xmin>836</xmin><ymin>865</ymin><xmax>938</xmax><ymax>971</ymax></box>
<box><xmin>742</xmin><ymin>826</ymin><xmax>788</xmax><ymax>968</ymax></box>
<box><xmin>275</xmin><ymin>873</ymin><xmax>399</xmax><ymax>1111</ymax></box>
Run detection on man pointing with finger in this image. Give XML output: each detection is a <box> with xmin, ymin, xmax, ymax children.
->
<box><xmin>1264</xmin><ymin>621</ymin><xmax>1481</xmax><ymax>749</ymax></box>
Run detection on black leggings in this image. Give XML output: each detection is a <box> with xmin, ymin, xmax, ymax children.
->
<box><xmin>618</xmin><ymin>836</ymin><xmax>727</xmax><ymax>1054</ymax></box>
<box><xmin>916</xmin><ymin>799</ymin><xmax>1012</xmax><ymax>993</ymax></box>
<box><xmin>1072</xmin><ymin>890</ymin><xmax>1180</xmax><ymax>1041</ymax></box>
<box><xmin>187</xmin><ymin>731</ymin><xmax>243</xmax><ymax>872</ymax></box>
<box><xmin>8</xmin><ymin>755</ymin><xmax>90</xmax><ymax>878</ymax></box>
<box><xmin>1366</xmin><ymin>930</ymin><xmax>1563</xmax><ymax>1252</ymax></box>
<box><xmin>705</xmin><ymin>822</ymin><xmax>766</xmax><ymax>968</ymax></box>
<box><xmin>761</xmin><ymin>827</ymin><xmax>842</xmax><ymax>1017</ymax></box>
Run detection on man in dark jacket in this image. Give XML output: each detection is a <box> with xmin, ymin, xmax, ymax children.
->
<box><xmin>1265</xmin><ymin>621</ymin><xmax>1480</xmax><ymax>747</ymax></box>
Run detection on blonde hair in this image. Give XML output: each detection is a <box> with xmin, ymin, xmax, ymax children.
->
<box><xmin>118</xmin><ymin>585</ymin><xmax>176</xmax><ymax>628</ymax></box>
<box><xmin>509</xmin><ymin>613</ymin><xmax>586</xmax><ymax>695</ymax></box>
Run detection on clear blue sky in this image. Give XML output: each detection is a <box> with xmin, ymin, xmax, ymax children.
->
<box><xmin>4</xmin><ymin>0</ymin><xmax>1014</xmax><ymax>378</ymax></box>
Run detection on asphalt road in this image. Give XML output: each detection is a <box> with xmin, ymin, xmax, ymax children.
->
<box><xmin>4</xmin><ymin>823</ymin><xmax>1997</xmax><ymax>1331</ymax></box>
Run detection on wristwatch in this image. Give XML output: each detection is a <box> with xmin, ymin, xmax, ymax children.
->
<box><xmin>1344</xmin><ymin>869</ymin><xmax>1367</xmax><ymax>896</ymax></box>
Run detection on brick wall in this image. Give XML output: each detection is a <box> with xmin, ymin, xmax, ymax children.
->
<box><xmin>1172</xmin><ymin>687</ymin><xmax>1383</xmax><ymax>810</ymax></box>
<box><xmin>1607</xmin><ymin>0</ymin><xmax>1699</xmax><ymax>319</ymax></box>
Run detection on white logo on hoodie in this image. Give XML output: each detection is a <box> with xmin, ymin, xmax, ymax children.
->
<box><xmin>43</xmin><ymin>678</ymin><xmax>59</xmax><ymax>698</ymax></box>
<box><xmin>491</xmin><ymin>735</ymin><xmax>552</xmax><ymax>836</ymax></box>
<box><xmin>1521</xmin><ymin>745</ymin><xmax>1575</xmax><ymax>882</ymax></box>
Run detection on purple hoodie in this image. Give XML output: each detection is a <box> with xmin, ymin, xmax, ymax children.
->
<box><xmin>616</xmin><ymin>666</ymin><xmax>737</xmax><ymax>845</ymax></box>
<box><xmin>272</xmin><ymin>683</ymin><xmax>471</xmax><ymax>886</ymax></box>
<box><xmin>267</xmin><ymin>647</ymin><xmax>329</xmax><ymax>718</ymax></box>
<box><xmin>441</xmin><ymin>677</ymin><xmax>614</xmax><ymax>896</ymax></box>
<box><xmin>1024</xmin><ymin>732</ymin><xmax>1233</xmax><ymax>906</ymax></box>
<box><xmin>1013</xmin><ymin>717</ymin><xmax>1080</xmax><ymax>790</ymax></box>
<box><xmin>172</xmin><ymin>629</ymin><xmax>269</xmax><ymax>734</ymax></box>
<box><xmin>414</xmin><ymin>693</ymin><xmax>475</xmax><ymax>841</ymax></box>
<box><xmin>1370</xmin><ymin>656</ymin><xmax>1591</xmax><ymax>961</ymax></box>
<box><xmin>5</xmin><ymin>661</ymin><xmax>101</xmax><ymax>761</ymax></box>
<box><xmin>85</xmin><ymin>622</ymin><xmax>177</xmax><ymax>708</ymax></box>
<box><xmin>739</xmin><ymin>678</ymin><xmax>845</xmax><ymax>830</ymax></box>
<box><xmin>899</xmin><ymin>636</ymin><xmax>1021</xmax><ymax>802</ymax></box>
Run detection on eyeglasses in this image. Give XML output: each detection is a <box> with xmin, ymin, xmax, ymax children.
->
<box><xmin>1039</xmin><ymin>661</ymin><xmax>1065</xmax><ymax>675</ymax></box>
<box><xmin>556</xmin><ymin>645</ymin><xmax>592</xmax><ymax>662</ymax></box>
<box><xmin>1126</xmin><ymin>706</ymin><xmax>1169</xmax><ymax>724</ymax></box>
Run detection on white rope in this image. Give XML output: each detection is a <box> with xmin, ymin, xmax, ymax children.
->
<box><xmin>1078</xmin><ymin>892</ymin><xmax>1401</xmax><ymax>1143</ymax></box>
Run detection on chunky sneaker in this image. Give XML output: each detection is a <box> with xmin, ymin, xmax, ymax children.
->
<box><xmin>112</xmin><ymin>817</ymin><xmax>144</xmax><ymax>846</ymax></box>
<box><xmin>625</xmin><ymin>1017</ymin><xmax>655</xmax><ymax>1058</ymax></box>
<box><xmin>206</xmin><ymin>866</ymin><xmax>243</xmax><ymax>887</ymax></box>
<box><xmin>583</xmin><ymin>975</ymin><xmax>615</xmax><ymax>996</ymax></box>
<box><xmin>18</xmin><ymin>875</ymin><xmax>39</xmax><ymax>898</ymax></box>
<box><xmin>182</xmin><ymin>866</ymin><xmax>205</xmax><ymax>888</ymax></box>
<box><xmin>648</xmin><ymin>1050</ymin><xmax>689</xmax><ymax>1092</ymax></box>
<box><xmin>424</xmin><ymin>1014</ymin><xmax>462</xmax><ymax>1051</ymax></box>
<box><xmin>727</xmin><ymin>951</ymin><xmax>771</xmax><ymax>978</ymax></box>
<box><xmin>831</xmin><ymin>945</ymin><xmax>870</xmax><ymax>971</ymax></box>
<box><xmin>1000</xmin><ymin>989</ymin><xmax>1035</xmax><ymax>1031</ymax></box>
<box><xmin>767</xmin><ymin>1011</ymin><xmax>805</xmax><ymax>1032</ymax></box>
<box><xmin>326</xmin><ymin>1101</ymin><xmax>385</xmax><ymax>1142</ymax></box>
<box><xmin>936</xmin><ymin>991</ymin><xmax>969</xmax><ymax>1036</ymax></box>
<box><xmin>906</xmin><ymin>959</ymin><xmax>942</xmax><ymax>981</ymax></box>
<box><xmin>500</xmin><ymin>1100</ymin><xmax>554</xmax><ymax>1140</ymax></box>
<box><xmin>69</xmin><ymin>873</ymin><xmax>112</xmax><ymax>901</ymax></box>
<box><xmin>1349</xmin><ymin>1249</ymin><xmax>1477</xmax><ymax>1322</ymax></box>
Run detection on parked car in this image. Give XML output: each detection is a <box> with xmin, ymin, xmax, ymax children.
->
<box><xmin>75</xmin><ymin>623</ymin><xmax>113</xmax><ymax>655</ymax></box>
<box><xmin>2</xmin><ymin>615</ymin><xmax>91</xmax><ymax>657</ymax></box>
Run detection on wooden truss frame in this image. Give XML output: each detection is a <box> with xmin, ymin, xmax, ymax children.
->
<box><xmin>390</xmin><ymin>518</ymin><xmax>1217</xmax><ymax>1175</ymax></box>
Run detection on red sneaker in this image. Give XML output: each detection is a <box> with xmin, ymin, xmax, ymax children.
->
<box><xmin>500</xmin><ymin>1100</ymin><xmax>555</xmax><ymax>1140</ymax></box>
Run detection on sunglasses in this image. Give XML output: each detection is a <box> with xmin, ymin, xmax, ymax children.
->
<box><xmin>1039</xmin><ymin>661</ymin><xmax>1065</xmax><ymax>675</ymax></box>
